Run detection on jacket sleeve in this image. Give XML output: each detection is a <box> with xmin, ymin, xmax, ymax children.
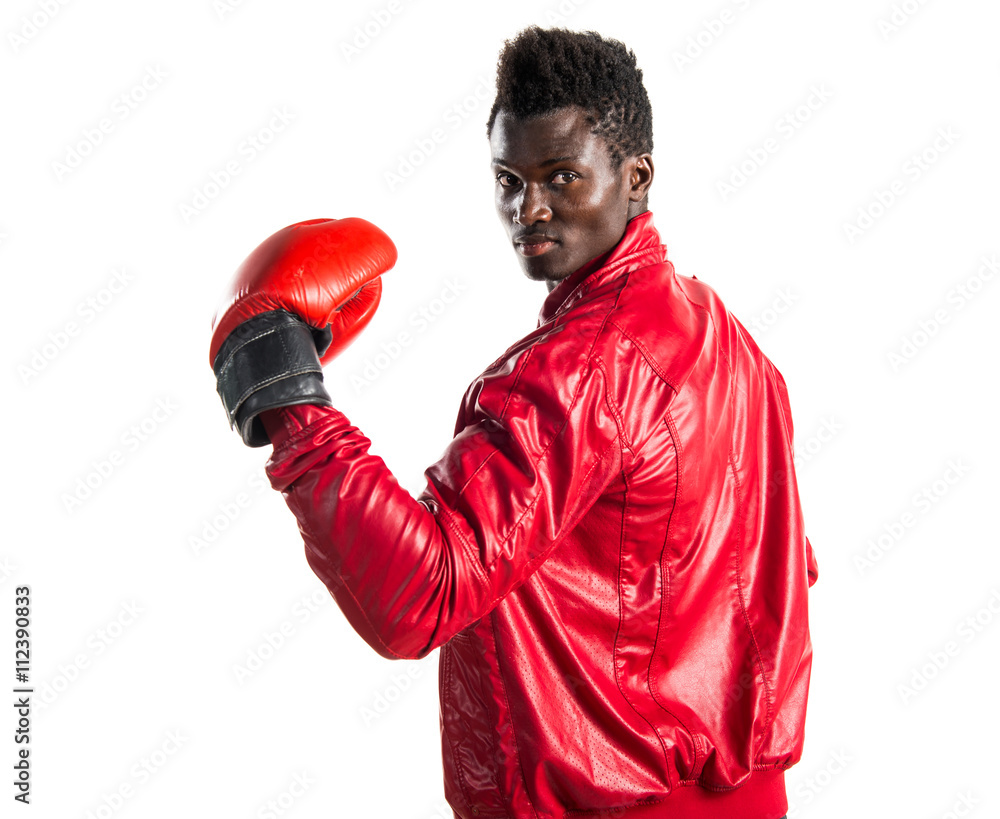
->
<box><xmin>262</xmin><ymin>347</ymin><xmax>624</xmax><ymax>660</ymax></box>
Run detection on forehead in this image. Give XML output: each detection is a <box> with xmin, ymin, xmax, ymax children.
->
<box><xmin>490</xmin><ymin>106</ymin><xmax>609</xmax><ymax>167</ymax></box>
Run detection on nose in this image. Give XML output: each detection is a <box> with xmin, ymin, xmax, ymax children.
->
<box><xmin>513</xmin><ymin>182</ymin><xmax>551</xmax><ymax>226</ymax></box>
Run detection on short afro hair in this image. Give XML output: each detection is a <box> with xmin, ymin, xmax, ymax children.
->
<box><xmin>486</xmin><ymin>26</ymin><xmax>653</xmax><ymax>167</ymax></box>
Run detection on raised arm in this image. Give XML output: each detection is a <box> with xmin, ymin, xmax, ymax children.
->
<box><xmin>261</xmin><ymin>341</ymin><xmax>623</xmax><ymax>659</ymax></box>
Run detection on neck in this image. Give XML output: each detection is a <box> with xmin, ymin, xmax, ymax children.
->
<box><xmin>628</xmin><ymin>199</ymin><xmax>649</xmax><ymax>220</ymax></box>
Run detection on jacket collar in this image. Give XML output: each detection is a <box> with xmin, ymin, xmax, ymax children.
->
<box><xmin>537</xmin><ymin>210</ymin><xmax>667</xmax><ymax>325</ymax></box>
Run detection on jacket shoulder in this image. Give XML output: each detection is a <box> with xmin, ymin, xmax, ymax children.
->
<box><xmin>602</xmin><ymin>261</ymin><xmax>763</xmax><ymax>396</ymax></box>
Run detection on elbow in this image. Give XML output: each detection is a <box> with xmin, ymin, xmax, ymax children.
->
<box><xmin>364</xmin><ymin>616</ymin><xmax>443</xmax><ymax>661</ymax></box>
<box><xmin>362</xmin><ymin>628</ymin><xmax>428</xmax><ymax>662</ymax></box>
<box><xmin>333</xmin><ymin>586</ymin><xmax>437</xmax><ymax>661</ymax></box>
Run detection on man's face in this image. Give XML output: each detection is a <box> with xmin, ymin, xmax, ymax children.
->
<box><xmin>490</xmin><ymin>106</ymin><xmax>645</xmax><ymax>290</ymax></box>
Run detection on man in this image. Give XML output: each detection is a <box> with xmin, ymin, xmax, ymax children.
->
<box><xmin>210</xmin><ymin>26</ymin><xmax>817</xmax><ymax>819</ymax></box>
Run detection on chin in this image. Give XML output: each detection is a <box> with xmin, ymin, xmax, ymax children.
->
<box><xmin>519</xmin><ymin>259</ymin><xmax>570</xmax><ymax>286</ymax></box>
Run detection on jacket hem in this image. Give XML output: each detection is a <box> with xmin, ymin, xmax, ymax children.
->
<box><xmin>564</xmin><ymin>769</ymin><xmax>787</xmax><ymax>819</ymax></box>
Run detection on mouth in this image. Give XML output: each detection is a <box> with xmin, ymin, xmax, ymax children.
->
<box><xmin>514</xmin><ymin>234</ymin><xmax>559</xmax><ymax>257</ymax></box>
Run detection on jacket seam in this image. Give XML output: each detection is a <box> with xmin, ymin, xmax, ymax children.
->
<box><xmin>489</xmin><ymin>613</ymin><xmax>541</xmax><ymax>819</ymax></box>
<box><xmin>498</xmin><ymin>342</ymin><xmax>532</xmax><ymax>421</ymax></box>
<box><xmin>675</xmin><ymin>760</ymin><xmax>791</xmax><ymax>790</ymax></box>
<box><xmin>728</xmin><ymin>449</ymin><xmax>776</xmax><ymax>747</ymax></box>
<box><xmin>482</xmin><ymin>433</ymin><xmax>617</xmax><ymax>579</ymax></box>
<box><xmin>609</xmin><ymin>425</ymin><xmax>675</xmax><ymax>781</ymax></box>
<box><xmin>453</xmin><ymin>341</ymin><xmax>548</xmax><ymax>560</ymax></box>
<box><xmin>644</xmin><ymin>410</ymin><xmax>700</xmax><ymax>776</ymax></box>
<box><xmin>271</xmin><ymin>409</ymin><xmax>341</xmax><ymax>454</ymax></box>
<box><xmin>453</xmin><ymin>341</ymin><xmax>535</xmax><ymax>500</ymax></box>
<box><xmin>435</xmin><ymin>508</ymin><xmax>492</xmax><ymax>591</ymax></box>
<box><xmin>601</xmin><ymin>276</ymin><xmax>697</xmax><ymax>778</ymax></box>
<box><xmin>596</xmin><ymin>350</ymin><xmax>676</xmax><ymax>773</ymax></box>
<box><xmin>441</xmin><ymin>644</ymin><xmax>477</xmax><ymax>809</ymax></box>
<box><xmin>440</xmin><ymin>433</ymin><xmax>620</xmax><ymax>625</ymax></box>
<box><xmin>606</xmin><ymin>319</ymin><xmax>678</xmax><ymax>391</ymax></box>
<box><xmin>478</xmin><ymin>619</ymin><xmax>513</xmax><ymax>816</ymax></box>
<box><xmin>595</xmin><ymin>357</ymin><xmax>634</xmax><ymax>458</ymax></box>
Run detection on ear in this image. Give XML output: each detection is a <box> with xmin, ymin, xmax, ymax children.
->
<box><xmin>628</xmin><ymin>153</ymin><xmax>654</xmax><ymax>203</ymax></box>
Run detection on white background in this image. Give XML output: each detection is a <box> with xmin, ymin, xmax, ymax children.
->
<box><xmin>2</xmin><ymin>0</ymin><xmax>998</xmax><ymax>817</ymax></box>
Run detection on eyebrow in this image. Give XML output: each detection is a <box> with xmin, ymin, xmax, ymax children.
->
<box><xmin>491</xmin><ymin>155</ymin><xmax>579</xmax><ymax>168</ymax></box>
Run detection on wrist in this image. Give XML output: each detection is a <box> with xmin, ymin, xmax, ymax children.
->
<box><xmin>260</xmin><ymin>404</ymin><xmax>332</xmax><ymax>448</ymax></box>
<box><xmin>212</xmin><ymin>310</ymin><xmax>333</xmax><ymax>446</ymax></box>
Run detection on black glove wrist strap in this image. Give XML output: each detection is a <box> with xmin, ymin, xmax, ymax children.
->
<box><xmin>213</xmin><ymin>310</ymin><xmax>333</xmax><ymax>447</ymax></box>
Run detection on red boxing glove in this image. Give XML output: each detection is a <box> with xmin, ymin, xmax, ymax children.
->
<box><xmin>210</xmin><ymin>217</ymin><xmax>397</xmax><ymax>446</ymax></box>
<box><xmin>210</xmin><ymin>217</ymin><xmax>397</xmax><ymax>366</ymax></box>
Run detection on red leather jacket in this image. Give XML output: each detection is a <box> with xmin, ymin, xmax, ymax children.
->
<box><xmin>263</xmin><ymin>211</ymin><xmax>818</xmax><ymax>819</ymax></box>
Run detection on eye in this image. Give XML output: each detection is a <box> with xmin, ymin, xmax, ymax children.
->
<box><xmin>496</xmin><ymin>172</ymin><xmax>520</xmax><ymax>188</ymax></box>
<box><xmin>552</xmin><ymin>171</ymin><xmax>578</xmax><ymax>185</ymax></box>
